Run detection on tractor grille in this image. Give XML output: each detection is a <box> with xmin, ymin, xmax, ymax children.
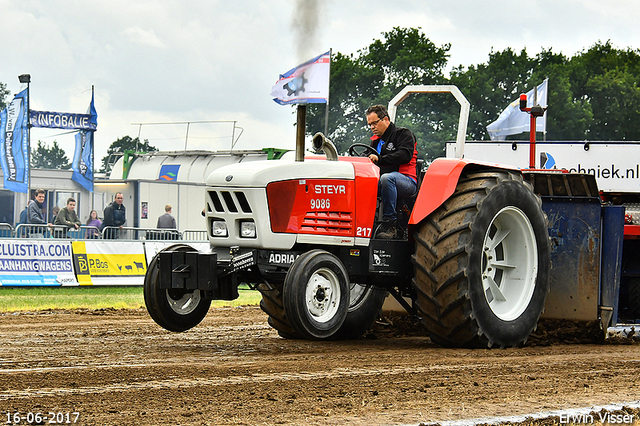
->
<box><xmin>301</xmin><ymin>211</ymin><xmax>353</xmax><ymax>235</ymax></box>
<box><xmin>208</xmin><ymin>190</ymin><xmax>252</xmax><ymax>214</ymax></box>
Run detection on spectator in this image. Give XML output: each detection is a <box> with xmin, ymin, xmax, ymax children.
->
<box><xmin>18</xmin><ymin>205</ymin><xmax>28</xmax><ymax>226</ymax></box>
<box><xmin>54</xmin><ymin>198</ymin><xmax>81</xmax><ymax>237</ymax></box>
<box><xmin>157</xmin><ymin>204</ymin><xmax>176</xmax><ymax>229</ymax></box>
<box><xmin>27</xmin><ymin>189</ymin><xmax>52</xmax><ymax>237</ymax></box>
<box><xmin>85</xmin><ymin>210</ymin><xmax>102</xmax><ymax>239</ymax></box>
<box><xmin>101</xmin><ymin>192</ymin><xmax>126</xmax><ymax>239</ymax></box>
<box><xmin>51</xmin><ymin>206</ymin><xmax>60</xmax><ymax>225</ymax></box>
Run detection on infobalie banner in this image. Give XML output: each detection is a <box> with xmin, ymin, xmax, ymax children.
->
<box><xmin>30</xmin><ymin>110</ymin><xmax>97</xmax><ymax>131</ymax></box>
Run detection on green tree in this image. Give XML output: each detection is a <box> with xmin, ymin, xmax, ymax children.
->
<box><xmin>585</xmin><ymin>69</ymin><xmax>640</xmax><ymax>140</ymax></box>
<box><xmin>450</xmin><ymin>47</ymin><xmax>594</xmax><ymax>142</ymax></box>
<box><xmin>306</xmin><ymin>27</ymin><xmax>451</xmax><ymax>159</ymax></box>
<box><xmin>31</xmin><ymin>140</ymin><xmax>70</xmax><ymax>169</ymax></box>
<box><xmin>0</xmin><ymin>82</ymin><xmax>9</xmax><ymax>110</ymax></box>
<box><xmin>306</xmin><ymin>32</ymin><xmax>640</xmax><ymax>162</ymax></box>
<box><xmin>450</xmin><ymin>47</ymin><xmax>536</xmax><ymax>142</ymax></box>
<box><xmin>568</xmin><ymin>41</ymin><xmax>640</xmax><ymax>140</ymax></box>
<box><xmin>534</xmin><ymin>49</ymin><xmax>592</xmax><ymax>141</ymax></box>
<box><xmin>100</xmin><ymin>135</ymin><xmax>158</xmax><ymax>173</ymax></box>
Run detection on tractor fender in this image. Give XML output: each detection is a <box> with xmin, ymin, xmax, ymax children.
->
<box><xmin>409</xmin><ymin>158</ymin><xmax>520</xmax><ymax>226</ymax></box>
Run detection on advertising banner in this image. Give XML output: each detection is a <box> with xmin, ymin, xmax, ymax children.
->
<box><xmin>71</xmin><ymin>90</ymin><xmax>97</xmax><ymax>192</ymax></box>
<box><xmin>0</xmin><ymin>239</ymin><xmax>77</xmax><ymax>286</ymax></box>
<box><xmin>446</xmin><ymin>141</ymin><xmax>640</xmax><ymax>193</ymax></box>
<box><xmin>72</xmin><ymin>241</ymin><xmax>147</xmax><ymax>285</ymax></box>
<box><xmin>29</xmin><ymin>110</ymin><xmax>97</xmax><ymax>131</ymax></box>
<box><xmin>71</xmin><ymin>130</ymin><xmax>94</xmax><ymax>192</ymax></box>
<box><xmin>0</xmin><ymin>89</ymin><xmax>29</xmax><ymax>193</ymax></box>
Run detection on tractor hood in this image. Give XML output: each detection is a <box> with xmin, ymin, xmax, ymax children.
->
<box><xmin>206</xmin><ymin>158</ymin><xmax>356</xmax><ymax>188</ymax></box>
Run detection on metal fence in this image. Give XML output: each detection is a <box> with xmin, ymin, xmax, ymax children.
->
<box><xmin>181</xmin><ymin>229</ymin><xmax>208</xmax><ymax>241</ymax></box>
<box><xmin>7</xmin><ymin>223</ymin><xmax>208</xmax><ymax>241</ymax></box>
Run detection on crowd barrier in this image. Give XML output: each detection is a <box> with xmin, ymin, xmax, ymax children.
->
<box><xmin>0</xmin><ymin>224</ymin><xmax>210</xmax><ymax>287</ymax></box>
<box><xmin>10</xmin><ymin>224</ymin><xmax>207</xmax><ymax>241</ymax></box>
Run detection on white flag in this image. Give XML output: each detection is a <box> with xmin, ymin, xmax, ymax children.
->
<box><xmin>271</xmin><ymin>51</ymin><xmax>330</xmax><ymax>105</ymax></box>
<box><xmin>487</xmin><ymin>79</ymin><xmax>548</xmax><ymax>141</ymax></box>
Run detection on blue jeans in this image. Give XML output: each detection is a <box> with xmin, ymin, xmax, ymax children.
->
<box><xmin>379</xmin><ymin>172</ymin><xmax>417</xmax><ymax>220</ymax></box>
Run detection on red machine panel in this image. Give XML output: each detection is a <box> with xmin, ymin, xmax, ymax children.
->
<box><xmin>268</xmin><ymin>179</ymin><xmax>356</xmax><ymax>236</ymax></box>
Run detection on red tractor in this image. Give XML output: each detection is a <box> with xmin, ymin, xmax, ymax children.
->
<box><xmin>144</xmin><ymin>86</ymin><xmax>620</xmax><ymax>348</ymax></box>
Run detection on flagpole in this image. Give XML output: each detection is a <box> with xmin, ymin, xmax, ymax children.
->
<box><xmin>543</xmin><ymin>78</ymin><xmax>549</xmax><ymax>142</ymax></box>
<box><xmin>323</xmin><ymin>48</ymin><xmax>332</xmax><ymax>136</ymax></box>
<box><xmin>91</xmin><ymin>85</ymin><xmax>95</xmax><ymax>211</ymax></box>
<box><xmin>295</xmin><ymin>104</ymin><xmax>306</xmax><ymax>162</ymax></box>
<box><xmin>18</xmin><ymin>74</ymin><xmax>31</xmax><ymax>197</ymax></box>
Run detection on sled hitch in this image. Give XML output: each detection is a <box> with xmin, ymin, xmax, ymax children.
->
<box><xmin>158</xmin><ymin>250</ymin><xmax>219</xmax><ymax>291</ymax></box>
<box><xmin>157</xmin><ymin>248</ymin><xmax>257</xmax><ymax>298</ymax></box>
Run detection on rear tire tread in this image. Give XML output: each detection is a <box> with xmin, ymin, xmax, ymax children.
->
<box><xmin>412</xmin><ymin>169</ymin><xmax>550</xmax><ymax>348</ymax></box>
<box><xmin>258</xmin><ymin>283</ymin><xmax>301</xmax><ymax>338</ymax></box>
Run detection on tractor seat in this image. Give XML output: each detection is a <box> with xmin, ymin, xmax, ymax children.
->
<box><xmin>400</xmin><ymin>158</ymin><xmax>424</xmax><ymax>206</ymax></box>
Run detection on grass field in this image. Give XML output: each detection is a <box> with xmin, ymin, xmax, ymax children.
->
<box><xmin>0</xmin><ymin>286</ymin><xmax>261</xmax><ymax>312</ymax></box>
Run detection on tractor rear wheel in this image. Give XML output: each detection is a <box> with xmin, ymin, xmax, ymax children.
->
<box><xmin>144</xmin><ymin>244</ymin><xmax>211</xmax><ymax>332</ymax></box>
<box><xmin>333</xmin><ymin>283</ymin><xmax>387</xmax><ymax>340</ymax></box>
<box><xmin>628</xmin><ymin>278</ymin><xmax>640</xmax><ymax>320</ymax></box>
<box><xmin>258</xmin><ymin>282</ymin><xmax>302</xmax><ymax>339</ymax></box>
<box><xmin>260</xmin><ymin>281</ymin><xmax>386</xmax><ymax>340</ymax></box>
<box><xmin>412</xmin><ymin>170</ymin><xmax>550</xmax><ymax>348</ymax></box>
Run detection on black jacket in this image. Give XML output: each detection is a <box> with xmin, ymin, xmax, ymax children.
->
<box><xmin>101</xmin><ymin>201</ymin><xmax>126</xmax><ymax>229</ymax></box>
<box><xmin>369</xmin><ymin>122</ymin><xmax>418</xmax><ymax>180</ymax></box>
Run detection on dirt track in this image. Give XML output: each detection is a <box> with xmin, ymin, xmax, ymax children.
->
<box><xmin>1</xmin><ymin>306</ymin><xmax>640</xmax><ymax>426</ymax></box>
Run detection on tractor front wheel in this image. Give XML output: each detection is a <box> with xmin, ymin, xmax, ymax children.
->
<box><xmin>144</xmin><ymin>244</ymin><xmax>211</xmax><ymax>332</ymax></box>
<box><xmin>282</xmin><ymin>250</ymin><xmax>350</xmax><ymax>339</ymax></box>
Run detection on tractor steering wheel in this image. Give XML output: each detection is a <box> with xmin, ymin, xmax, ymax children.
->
<box><xmin>348</xmin><ymin>143</ymin><xmax>378</xmax><ymax>158</ymax></box>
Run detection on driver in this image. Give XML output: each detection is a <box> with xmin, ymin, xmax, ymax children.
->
<box><xmin>366</xmin><ymin>105</ymin><xmax>418</xmax><ymax>239</ymax></box>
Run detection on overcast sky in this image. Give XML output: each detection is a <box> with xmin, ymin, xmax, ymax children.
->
<box><xmin>2</xmin><ymin>0</ymin><xmax>640</xmax><ymax>163</ymax></box>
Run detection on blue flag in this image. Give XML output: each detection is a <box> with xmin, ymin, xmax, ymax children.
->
<box><xmin>71</xmin><ymin>130</ymin><xmax>94</xmax><ymax>192</ymax></box>
<box><xmin>0</xmin><ymin>89</ymin><xmax>29</xmax><ymax>193</ymax></box>
<box><xmin>71</xmin><ymin>91</ymin><xmax>97</xmax><ymax>192</ymax></box>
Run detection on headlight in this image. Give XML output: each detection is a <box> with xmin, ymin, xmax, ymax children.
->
<box><xmin>240</xmin><ymin>221</ymin><xmax>256</xmax><ymax>238</ymax></box>
<box><xmin>211</xmin><ymin>220</ymin><xmax>228</xmax><ymax>237</ymax></box>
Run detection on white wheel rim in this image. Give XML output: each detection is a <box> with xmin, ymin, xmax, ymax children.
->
<box><xmin>482</xmin><ymin>206</ymin><xmax>538</xmax><ymax>321</ymax></box>
<box><xmin>348</xmin><ymin>283</ymin><xmax>369</xmax><ymax>312</ymax></box>
<box><xmin>166</xmin><ymin>289</ymin><xmax>202</xmax><ymax>315</ymax></box>
<box><xmin>305</xmin><ymin>267</ymin><xmax>342</xmax><ymax>323</ymax></box>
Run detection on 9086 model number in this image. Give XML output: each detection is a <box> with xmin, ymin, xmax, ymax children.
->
<box><xmin>4</xmin><ymin>411</ymin><xmax>80</xmax><ymax>424</ymax></box>
<box><xmin>310</xmin><ymin>198</ymin><xmax>331</xmax><ymax>209</ymax></box>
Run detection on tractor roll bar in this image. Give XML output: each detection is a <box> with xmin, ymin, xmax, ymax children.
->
<box><xmin>388</xmin><ymin>85</ymin><xmax>470</xmax><ymax>159</ymax></box>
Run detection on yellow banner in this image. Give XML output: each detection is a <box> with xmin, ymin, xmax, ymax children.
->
<box><xmin>72</xmin><ymin>241</ymin><xmax>147</xmax><ymax>285</ymax></box>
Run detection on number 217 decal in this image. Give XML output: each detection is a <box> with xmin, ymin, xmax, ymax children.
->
<box><xmin>356</xmin><ymin>227</ymin><xmax>372</xmax><ymax>237</ymax></box>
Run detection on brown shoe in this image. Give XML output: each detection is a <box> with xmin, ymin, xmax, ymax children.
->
<box><xmin>376</xmin><ymin>220</ymin><xmax>398</xmax><ymax>239</ymax></box>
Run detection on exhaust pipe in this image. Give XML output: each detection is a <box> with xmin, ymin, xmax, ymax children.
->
<box><xmin>312</xmin><ymin>132</ymin><xmax>338</xmax><ymax>161</ymax></box>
